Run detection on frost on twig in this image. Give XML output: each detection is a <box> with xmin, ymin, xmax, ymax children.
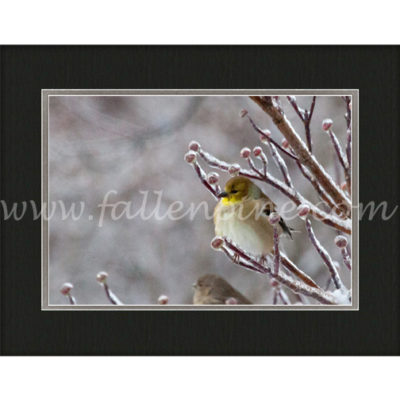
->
<box><xmin>305</xmin><ymin>219</ymin><xmax>343</xmax><ymax>290</ymax></box>
<box><xmin>96</xmin><ymin>271</ymin><xmax>123</xmax><ymax>305</ymax></box>
<box><xmin>158</xmin><ymin>294</ymin><xmax>169</xmax><ymax>305</ymax></box>
<box><xmin>287</xmin><ymin>95</ymin><xmax>316</xmax><ymax>152</ymax></box>
<box><xmin>60</xmin><ymin>282</ymin><xmax>76</xmax><ymax>305</ymax></box>
<box><xmin>335</xmin><ymin>235</ymin><xmax>352</xmax><ymax>270</ymax></box>
<box><xmin>268</xmin><ymin>213</ymin><xmax>291</xmax><ymax>305</ymax></box>
<box><xmin>323</xmin><ymin>119</ymin><xmax>351</xmax><ymax>193</ymax></box>
<box><xmin>343</xmin><ymin>96</ymin><xmax>352</xmax><ymax>169</ymax></box>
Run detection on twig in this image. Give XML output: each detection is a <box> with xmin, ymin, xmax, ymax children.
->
<box><xmin>341</xmin><ymin>248</ymin><xmax>352</xmax><ymax>271</ymax></box>
<box><xmin>268</xmin><ymin>222</ymin><xmax>291</xmax><ymax>305</ymax></box>
<box><xmin>220</xmin><ymin>246</ymin><xmax>267</xmax><ymax>274</ymax></box>
<box><xmin>103</xmin><ymin>283</ymin><xmax>123</xmax><ymax>305</ymax></box>
<box><xmin>295</xmin><ymin>159</ymin><xmax>340</xmax><ymax>213</ymax></box>
<box><xmin>273</xmin><ymin>290</ymin><xmax>278</xmax><ymax>305</ymax></box>
<box><xmin>326</xmin><ymin>126</ymin><xmax>351</xmax><ymax>193</ymax></box>
<box><xmin>253</xmin><ymin>146</ymin><xmax>268</xmax><ymax>176</ymax></box>
<box><xmin>287</xmin><ymin>96</ymin><xmax>316</xmax><ymax>152</ymax></box>
<box><xmin>335</xmin><ymin>235</ymin><xmax>352</xmax><ymax>271</ymax></box>
<box><xmin>96</xmin><ymin>272</ymin><xmax>123</xmax><ymax>305</ymax></box>
<box><xmin>158</xmin><ymin>295</ymin><xmax>169</xmax><ymax>305</ymax></box>
<box><xmin>247</xmin><ymin>115</ymin><xmax>299</xmax><ymax>161</ymax></box>
<box><xmin>60</xmin><ymin>283</ymin><xmax>76</xmax><ymax>305</ymax></box>
<box><xmin>279</xmin><ymin>253</ymin><xmax>319</xmax><ymax>289</ymax></box>
<box><xmin>250</xmin><ymin>96</ymin><xmax>351</xmax><ymax>216</ymax></box>
<box><xmin>185</xmin><ymin>150</ymin><xmax>219</xmax><ymax>199</ymax></box>
<box><xmin>278</xmin><ymin>289</ymin><xmax>290</xmax><ymax>305</ymax></box>
<box><xmin>267</xmin><ymin>141</ymin><xmax>294</xmax><ymax>188</ymax></box>
<box><xmin>305</xmin><ymin>218</ymin><xmax>343</xmax><ymax>290</ymax></box>
<box><xmin>273</xmin><ymin>225</ymin><xmax>280</xmax><ymax>276</ymax></box>
<box><xmin>343</xmin><ymin>96</ymin><xmax>352</xmax><ymax>168</ymax></box>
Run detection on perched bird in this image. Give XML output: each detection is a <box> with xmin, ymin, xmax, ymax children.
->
<box><xmin>213</xmin><ymin>176</ymin><xmax>292</xmax><ymax>257</ymax></box>
<box><xmin>193</xmin><ymin>274</ymin><xmax>252</xmax><ymax>304</ymax></box>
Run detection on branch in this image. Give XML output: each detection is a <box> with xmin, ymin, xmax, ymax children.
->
<box><xmin>60</xmin><ymin>282</ymin><xmax>76</xmax><ymax>305</ymax></box>
<box><xmin>270</xmin><ymin>213</ymin><xmax>281</xmax><ymax>276</ymax></box>
<box><xmin>246</xmin><ymin>114</ymin><xmax>299</xmax><ymax>161</ymax></box>
<box><xmin>212</xmin><ymin>237</ymin><xmax>338</xmax><ymax>305</ymax></box>
<box><xmin>278</xmin><ymin>289</ymin><xmax>290</xmax><ymax>305</ymax></box>
<box><xmin>343</xmin><ymin>96</ymin><xmax>352</xmax><ymax>169</ymax></box>
<box><xmin>305</xmin><ymin>218</ymin><xmax>344</xmax><ymax>290</ymax></box>
<box><xmin>287</xmin><ymin>95</ymin><xmax>316</xmax><ymax>152</ymax></box>
<box><xmin>335</xmin><ymin>235</ymin><xmax>352</xmax><ymax>270</ymax></box>
<box><xmin>279</xmin><ymin>251</ymin><xmax>319</xmax><ymax>289</ymax></box>
<box><xmin>158</xmin><ymin>295</ymin><xmax>169</xmax><ymax>305</ymax></box>
<box><xmin>269</xmin><ymin>213</ymin><xmax>291</xmax><ymax>305</ymax></box>
<box><xmin>267</xmin><ymin>141</ymin><xmax>294</xmax><ymax>188</ymax></box>
<box><xmin>96</xmin><ymin>272</ymin><xmax>123</xmax><ymax>305</ymax></box>
<box><xmin>250</xmin><ymin>96</ymin><xmax>351</xmax><ymax>217</ymax></box>
<box><xmin>295</xmin><ymin>158</ymin><xmax>340</xmax><ymax>213</ymax></box>
<box><xmin>323</xmin><ymin>119</ymin><xmax>351</xmax><ymax>194</ymax></box>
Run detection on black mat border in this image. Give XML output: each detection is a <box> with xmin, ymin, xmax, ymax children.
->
<box><xmin>0</xmin><ymin>46</ymin><xmax>398</xmax><ymax>355</ymax></box>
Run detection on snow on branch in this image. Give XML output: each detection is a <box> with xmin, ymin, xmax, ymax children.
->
<box><xmin>60</xmin><ymin>282</ymin><xmax>76</xmax><ymax>305</ymax></box>
<box><xmin>323</xmin><ymin>119</ymin><xmax>351</xmax><ymax>193</ymax></box>
<box><xmin>343</xmin><ymin>96</ymin><xmax>352</xmax><ymax>169</ymax></box>
<box><xmin>96</xmin><ymin>271</ymin><xmax>123</xmax><ymax>305</ymax></box>
<box><xmin>335</xmin><ymin>235</ymin><xmax>352</xmax><ymax>270</ymax></box>
<box><xmin>305</xmin><ymin>219</ymin><xmax>344</xmax><ymax>290</ymax></box>
<box><xmin>287</xmin><ymin>95</ymin><xmax>316</xmax><ymax>152</ymax></box>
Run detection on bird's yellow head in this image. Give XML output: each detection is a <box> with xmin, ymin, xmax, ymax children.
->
<box><xmin>218</xmin><ymin>177</ymin><xmax>262</xmax><ymax>205</ymax></box>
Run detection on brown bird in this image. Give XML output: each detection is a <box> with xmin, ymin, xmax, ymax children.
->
<box><xmin>193</xmin><ymin>274</ymin><xmax>252</xmax><ymax>305</ymax></box>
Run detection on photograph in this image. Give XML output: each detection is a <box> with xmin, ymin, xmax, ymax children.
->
<box><xmin>42</xmin><ymin>90</ymin><xmax>357</xmax><ymax>309</ymax></box>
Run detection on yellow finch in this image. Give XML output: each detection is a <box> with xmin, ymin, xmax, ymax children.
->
<box><xmin>213</xmin><ymin>176</ymin><xmax>292</xmax><ymax>256</ymax></box>
<box><xmin>193</xmin><ymin>274</ymin><xmax>252</xmax><ymax>304</ymax></box>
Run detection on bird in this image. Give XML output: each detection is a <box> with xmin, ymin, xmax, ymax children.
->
<box><xmin>213</xmin><ymin>176</ymin><xmax>292</xmax><ymax>257</ymax></box>
<box><xmin>193</xmin><ymin>274</ymin><xmax>252</xmax><ymax>304</ymax></box>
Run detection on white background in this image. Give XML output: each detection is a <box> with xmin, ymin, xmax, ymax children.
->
<box><xmin>1</xmin><ymin>0</ymin><xmax>399</xmax><ymax>44</ymax></box>
<box><xmin>1</xmin><ymin>1</ymin><xmax>399</xmax><ymax>398</ymax></box>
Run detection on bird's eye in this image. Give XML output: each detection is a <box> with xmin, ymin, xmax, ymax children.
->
<box><xmin>230</xmin><ymin>190</ymin><xmax>238</xmax><ymax>194</ymax></box>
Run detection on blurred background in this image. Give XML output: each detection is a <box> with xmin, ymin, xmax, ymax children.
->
<box><xmin>49</xmin><ymin>95</ymin><xmax>351</xmax><ymax>305</ymax></box>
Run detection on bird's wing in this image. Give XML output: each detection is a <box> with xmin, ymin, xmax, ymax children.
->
<box><xmin>259</xmin><ymin>196</ymin><xmax>293</xmax><ymax>239</ymax></box>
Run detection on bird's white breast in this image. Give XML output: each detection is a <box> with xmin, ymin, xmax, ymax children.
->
<box><xmin>214</xmin><ymin>201</ymin><xmax>275</xmax><ymax>256</ymax></box>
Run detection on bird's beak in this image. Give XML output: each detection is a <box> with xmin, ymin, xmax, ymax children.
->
<box><xmin>192</xmin><ymin>283</ymin><xmax>198</xmax><ymax>289</ymax></box>
<box><xmin>218</xmin><ymin>191</ymin><xmax>228</xmax><ymax>198</ymax></box>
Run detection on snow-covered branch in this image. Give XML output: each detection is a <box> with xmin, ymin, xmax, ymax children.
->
<box><xmin>60</xmin><ymin>282</ymin><xmax>76</xmax><ymax>305</ymax></box>
<box><xmin>96</xmin><ymin>271</ymin><xmax>124</xmax><ymax>305</ymax></box>
<box><xmin>305</xmin><ymin>219</ymin><xmax>344</xmax><ymax>290</ymax></box>
<box><xmin>287</xmin><ymin>95</ymin><xmax>316</xmax><ymax>152</ymax></box>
